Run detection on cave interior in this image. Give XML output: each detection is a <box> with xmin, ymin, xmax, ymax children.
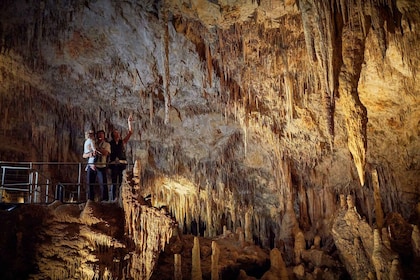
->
<box><xmin>0</xmin><ymin>0</ymin><xmax>419</xmax><ymax>279</ymax></box>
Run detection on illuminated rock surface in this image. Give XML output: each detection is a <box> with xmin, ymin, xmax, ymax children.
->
<box><xmin>0</xmin><ymin>0</ymin><xmax>419</xmax><ymax>279</ymax></box>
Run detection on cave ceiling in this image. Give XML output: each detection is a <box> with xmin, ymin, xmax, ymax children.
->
<box><xmin>0</xmin><ymin>0</ymin><xmax>419</xmax><ymax>232</ymax></box>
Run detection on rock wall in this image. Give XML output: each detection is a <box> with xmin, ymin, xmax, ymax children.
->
<box><xmin>0</xmin><ymin>0</ymin><xmax>419</xmax><ymax>278</ymax></box>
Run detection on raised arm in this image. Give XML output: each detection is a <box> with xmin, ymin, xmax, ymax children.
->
<box><xmin>122</xmin><ymin>115</ymin><xmax>133</xmax><ymax>144</ymax></box>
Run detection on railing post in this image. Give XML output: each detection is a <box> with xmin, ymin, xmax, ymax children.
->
<box><xmin>78</xmin><ymin>162</ymin><xmax>82</xmax><ymax>202</ymax></box>
<box><xmin>33</xmin><ymin>171</ymin><xmax>39</xmax><ymax>203</ymax></box>
<box><xmin>0</xmin><ymin>166</ymin><xmax>5</xmax><ymax>203</ymax></box>
<box><xmin>28</xmin><ymin>170</ymin><xmax>33</xmax><ymax>203</ymax></box>
<box><xmin>55</xmin><ymin>184</ymin><xmax>64</xmax><ymax>202</ymax></box>
<box><xmin>46</xmin><ymin>179</ymin><xmax>49</xmax><ymax>203</ymax></box>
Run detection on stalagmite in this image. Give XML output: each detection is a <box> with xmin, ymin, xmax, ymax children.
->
<box><xmin>245</xmin><ymin>208</ymin><xmax>253</xmax><ymax>242</ymax></box>
<box><xmin>340</xmin><ymin>194</ymin><xmax>346</xmax><ymax>209</ymax></box>
<box><xmin>211</xmin><ymin>241</ymin><xmax>220</xmax><ymax>280</ymax></box>
<box><xmin>372</xmin><ymin>168</ymin><xmax>384</xmax><ymax>229</ymax></box>
<box><xmin>389</xmin><ymin>259</ymin><xmax>401</xmax><ymax>280</ymax></box>
<box><xmin>133</xmin><ymin>160</ymin><xmax>141</xmax><ymax>178</ymax></box>
<box><xmin>333</xmin><ymin>192</ymin><xmax>379</xmax><ymax>279</ymax></box>
<box><xmin>372</xmin><ymin>229</ymin><xmax>386</xmax><ymax>280</ymax></box>
<box><xmin>260</xmin><ymin>248</ymin><xmax>289</xmax><ymax>280</ymax></box>
<box><xmin>192</xmin><ymin>237</ymin><xmax>203</xmax><ymax>280</ymax></box>
<box><xmin>313</xmin><ymin>235</ymin><xmax>321</xmax><ymax>249</ymax></box>
<box><xmin>294</xmin><ymin>230</ymin><xmax>305</xmax><ymax>264</ymax></box>
<box><xmin>346</xmin><ymin>194</ymin><xmax>355</xmax><ymax>211</ymax></box>
<box><xmin>381</xmin><ymin>227</ymin><xmax>392</xmax><ymax>250</ymax></box>
<box><xmin>238</xmin><ymin>227</ymin><xmax>246</xmax><ymax>247</ymax></box>
<box><xmin>174</xmin><ymin>254</ymin><xmax>182</xmax><ymax>280</ymax></box>
<box><xmin>412</xmin><ymin>225</ymin><xmax>420</xmax><ymax>257</ymax></box>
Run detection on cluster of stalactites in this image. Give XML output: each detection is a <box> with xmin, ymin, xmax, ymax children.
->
<box><xmin>121</xmin><ymin>169</ymin><xmax>178</xmax><ymax>280</ymax></box>
<box><xmin>300</xmin><ymin>0</ymin><xmax>403</xmax><ymax>187</ymax></box>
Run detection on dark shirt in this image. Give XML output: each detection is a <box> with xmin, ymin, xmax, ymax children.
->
<box><xmin>109</xmin><ymin>139</ymin><xmax>126</xmax><ymax>162</ymax></box>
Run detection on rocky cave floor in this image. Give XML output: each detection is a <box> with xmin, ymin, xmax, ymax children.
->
<box><xmin>1</xmin><ymin>195</ymin><xmax>420</xmax><ymax>279</ymax></box>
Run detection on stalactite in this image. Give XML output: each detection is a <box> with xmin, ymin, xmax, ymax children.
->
<box><xmin>372</xmin><ymin>168</ymin><xmax>384</xmax><ymax>229</ymax></box>
<box><xmin>206</xmin><ymin>188</ymin><xmax>216</xmax><ymax>237</ymax></box>
<box><xmin>206</xmin><ymin>43</ymin><xmax>213</xmax><ymax>86</ymax></box>
<box><xmin>121</xmin><ymin>178</ymin><xmax>177</xmax><ymax>279</ymax></box>
<box><xmin>260</xmin><ymin>216</ymin><xmax>269</xmax><ymax>248</ymax></box>
<box><xmin>149</xmin><ymin>92</ymin><xmax>153</xmax><ymax>126</ymax></box>
<box><xmin>161</xmin><ymin>3</ymin><xmax>170</xmax><ymax>125</ymax></box>
<box><xmin>338</xmin><ymin>1</ymin><xmax>368</xmax><ymax>186</ymax></box>
<box><xmin>299</xmin><ymin>0</ymin><xmax>316</xmax><ymax>61</ymax></box>
<box><xmin>296</xmin><ymin>181</ymin><xmax>309</xmax><ymax>231</ymax></box>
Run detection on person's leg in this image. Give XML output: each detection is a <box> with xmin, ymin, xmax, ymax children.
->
<box><xmin>103</xmin><ymin>168</ymin><xmax>108</xmax><ymax>201</ymax></box>
<box><xmin>116</xmin><ymin>166</ymin><xmax>124</xmax><ymax>199</ymax></box>
<box><xmin>87</xmin><ymin>168</ymin><xmax>96</xmax><ymax>200</ymax></box>
<box><xmin>98</xmin><ymin>168</ymin><xmax>108</xmax><ymax>201</ymax></box>
<box><xmin>110</xmin><ymin>166</ymin><xmax>118</xmax><ymax>201</ymax></box>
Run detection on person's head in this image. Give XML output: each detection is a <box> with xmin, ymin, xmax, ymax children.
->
<box><xmin>97</xmin><ymin>130</ymin><xmax>106</xmax><ymax>142</ymax></box>
<box><xmin>85</xmin><ymin>129</ymin><xmax>95</xmax><ymax>140</ymax></box>
<box><xmin>111</xmin><ymin>129</ymin><xmax>120</xmax><ymax>141</ymax></box>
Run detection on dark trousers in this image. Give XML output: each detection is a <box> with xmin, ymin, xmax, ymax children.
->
<box><xmin>86</xmin><ymin>167</ymin><xmax>96</xmax><ymax>201</ymax></box>
<box><xmin>110</xmin><ymin>164</ymin><xmax>126</xmax><ymax>200</ymax></box>
<box><xmin>97</xmin><ymin>167</ymin><xmax>108</xmax><ymax>201</ymax></box>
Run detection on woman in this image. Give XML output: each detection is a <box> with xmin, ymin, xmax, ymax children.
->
<box><xmin>83</xmin><ymin>129</ymin><xmax>97</xmax><ymax>201</ymax></box>
<box><xmin>109</xmin><ymin>115</ymin><xmax>133</xmax><ymax>201</ymax></box>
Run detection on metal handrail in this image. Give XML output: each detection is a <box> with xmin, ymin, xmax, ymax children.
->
<box><xmin>0</xmin><ymin>161</ymin><xmax>132</xmax><ymax>204</ymax></box>
<box><xmin>0</xmin><ymin>161</ymin><xmax>83</xmax><ymax>204</ymax></box>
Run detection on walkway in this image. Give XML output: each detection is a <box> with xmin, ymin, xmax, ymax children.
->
<box><xmin>0</xmin><ymin>161</ymin><xmax>84</xmax><ymax>204</ymax></box>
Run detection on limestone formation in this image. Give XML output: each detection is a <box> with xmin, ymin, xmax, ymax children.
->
<box><xmin>294</xmin><ymin>230</ymin><xmax>305</xmax><ymax>264</ymax></box>
<box><xmin>413</xmin><ymin>225</ymin><xmax>420</xmax><ymax>257</ymax></box>
<box><xmin>0</xmin><ymin>0</ymin><xmax>419</xmax><ymax>279</ymax></box>
<box><xmin>260</xmin><ymin>248</ymin><xmax>289</xmax><ymax>280</ymax></box>
<box><xmin>372</xmin><ymin>168</ymin><xmax>385</xmax><ymax>229</ymax></box>
<box><xmin>211</xmin><ymin>241</ymin><xmax>220</xmax><ymax>280</ymax></box>
<box><xmin>192</xmin><ymin>236</ymin><xmax>203</xmax><ymax>280</ymax></box>
<box><xmin>313</xmin><ymin>235</ymin><xmax>321</xmax><ymax>249</ymax></box>
<box><xmin>174</xmin><ymin>254</ymin><xmax>182</xmax><ymax>280</ymax></box>
<box><xmin>372</xmin><ymin>229</ymin><xmax>388</xmax><ymax>280</ymax></box>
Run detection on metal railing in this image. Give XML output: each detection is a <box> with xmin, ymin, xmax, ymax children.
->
<box><xmin>0</xmin><ymin>161</ymin><xmax>83</xmax><ymax>204</ymax></box>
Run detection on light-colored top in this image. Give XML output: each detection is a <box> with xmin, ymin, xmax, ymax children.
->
<box><xmin>95</xmin><ymin>141</ymin><xmax>111</xmax><ymax>168</ymax></box>
<box><xmin>84</xmin><ymin>138</ymin><xmax>96</xmax><ymax>170</ymax></box>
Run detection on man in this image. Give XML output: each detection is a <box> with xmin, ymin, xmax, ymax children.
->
<box><xmin>96</xmin><ymin>130</ymin><xmax>111</xmax><ymax>202</ymax></box>
<box><xmin>109</xmin><ymin>115</ymin><xmax>133</xmax><ymax>201</ymax></box>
